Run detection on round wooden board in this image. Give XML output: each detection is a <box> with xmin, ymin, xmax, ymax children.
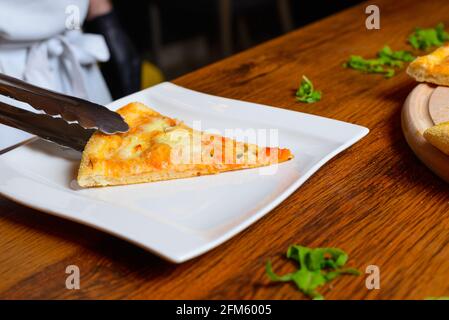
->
<box><xmin>402</xmin><ymin>83</ymin><xmax>449</xmax><ymax>183</ymax></box>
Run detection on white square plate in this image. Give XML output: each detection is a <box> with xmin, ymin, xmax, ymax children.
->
<box><xmin>0</xmin><ymin>82</ymin><xmax>368</xmax><ymax>263</ymax></box>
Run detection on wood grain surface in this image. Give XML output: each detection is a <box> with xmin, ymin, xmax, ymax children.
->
<box><xmin>1</xmin><ymin>0</ymin><xmax>449</xmax><ymax>300</ymax></box>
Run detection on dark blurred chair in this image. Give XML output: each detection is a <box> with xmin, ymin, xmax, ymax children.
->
<box><xmin>148</xmin><ymin>0</ymin><xmax>293</xmax><ymax>62</ymax></box>
<box><xmin>85</xmin><ymin>11</ymin><xmax>141</xmax><ymax>99</ymax></box>
<box><xmin>219</xmin><ymin>0</ymin><xmax>293</xmax><ymax>55</ymax></box>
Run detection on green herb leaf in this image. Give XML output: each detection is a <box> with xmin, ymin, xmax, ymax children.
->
<box><xmin>425</xmin><ymin>296</ymin><xmax>449</xmax><ymax>300</ymax></box>
<box><xmin>266</xmin><ymin>245</ymin><xmax>360</xmax><ymax>300</ymax></box>
<box><xmin>295</xmin><ymin>76</ymin><xmax>322</xmax><ymax>103</ymax></box>
<box><xmin>344</xmin><ymin>46</ymin><xmax>414</xmax><ymax>78</ymax></box>
<box><xmin>378</xmin><ymin>46</ymin><xmax>415</xmax><ymax>64</ymax></box>
<box><xmin>408</xmin><ymin>23</ymin><xmax>449</xmax><ymax>50</ymax></box>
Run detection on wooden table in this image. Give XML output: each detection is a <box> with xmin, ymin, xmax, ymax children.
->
<box><xmin>1</xmin><ymin>0</ymin><xmax>449</xmax><ymax>300</ymax></box>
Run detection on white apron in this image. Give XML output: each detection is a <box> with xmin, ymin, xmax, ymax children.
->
<box><xmin>0</xmin><ymin>0</ymin><xmax>112</xmax><ymax>150</ymax></box>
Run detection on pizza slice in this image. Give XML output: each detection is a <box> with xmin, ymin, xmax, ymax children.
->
<box><xmin>77</xmin><ymin>102</ymin><xmax>293</xmax><ymax>187</ymax></box>
<box><xmin>407</xmin><ymin>45</ymin><xmax>449</xmax><ymax>86</ymax></box>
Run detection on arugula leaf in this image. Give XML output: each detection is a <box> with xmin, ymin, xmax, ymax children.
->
<box><xmin>344</xmin><ymin>46</ymin><xmax>415</xmax><ymax>78</ymax></box>
<box><xmin>344</xmin><ymin>55</ymin><xmax>395</xmax><ymax>78</ymax></box>
<box><xmin>266</xmin><ymin>245</ymin><xmax>360</xmax><ymax>300</ymax></box>
<box><xmin>296</xmin><ymin>76</ymin><xmax>322</xmax><ymax>103</ymax></box>
<box><xmin>408</xmin><ymin>23</ymin><xmax>449</xmax><ymax>50</ymax></box>
<box><xmin>377</xmin><ymin>46</ymin><xmax>415</xmax><ymax>64</ymax></box>
<box><xmin>425</xmin><ymin>296</ymin><xmax>449</xmax><ymax>300</ymax></box>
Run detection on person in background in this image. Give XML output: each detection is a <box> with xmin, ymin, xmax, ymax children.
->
<box><xmin>0</xmin><ymin>0</ymin><xmax>141</xmax><ymax>104</ymax></box>
<box><xmin>85</xmin><ymin>0</ymin><xmax>141</xmax><ymax>100</ymax></box>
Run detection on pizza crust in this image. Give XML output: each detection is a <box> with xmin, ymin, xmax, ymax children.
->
<box><xmin>407</xmin><ymin>45</ymin><xmax>449</xmax><ymax>86</ymax></box>
<box><xmin>424</xmin><ymin>121</ymin><xmax>449</xmax><ymax>155</ymax></box>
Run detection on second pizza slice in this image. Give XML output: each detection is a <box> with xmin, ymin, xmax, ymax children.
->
<box><xmin>407</xmin><ymin>45</ymin><xmax>449</xmax><ymax>86</ymax></box>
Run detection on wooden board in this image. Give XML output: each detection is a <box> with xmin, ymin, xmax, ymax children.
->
<box><xmin>429</xmin><ymin>86</ymin><xmax>449</xmax><ymax>124</ymax></box>
<box><xmin>402</xmin><ymin>84</ymin><xmax>449</xmax><ymax>183</ymax></box>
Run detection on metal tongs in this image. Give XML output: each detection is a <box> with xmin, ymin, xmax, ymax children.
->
<box><xmin>0</xmin><ymin>73</ymin><xmax>129</xmax><ymax>151</ymax></box>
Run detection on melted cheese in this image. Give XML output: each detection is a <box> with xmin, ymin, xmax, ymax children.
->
<box><xmin>138</xmin><ymin>118</ymin><xmax>172</xmax><ymax>133</ymax></box>
<box><xmin>117</xmin><ymin>135</ymin><xmax>144</xmax><ymax>159</ymax></box>
<box><xmin>155</xmin><ymin>128</ymin><xmax>191</xmax><ymax>147</ymax></box>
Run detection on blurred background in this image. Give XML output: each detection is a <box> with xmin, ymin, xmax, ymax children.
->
<box><xmin>107</xmin><ymin>0</ymin><xmax>364</xmax><ymax>96</ymax></box>
<box><xmin>0</xmin><ymin>0</ymin><xmax>366</xmax><ymax>103</ymax></box>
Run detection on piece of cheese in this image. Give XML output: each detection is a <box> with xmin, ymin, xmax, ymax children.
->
<box><xmin>424</xmin><ymin>121</ymin><xmax>449</xmax><ymax>155</ymax></box>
